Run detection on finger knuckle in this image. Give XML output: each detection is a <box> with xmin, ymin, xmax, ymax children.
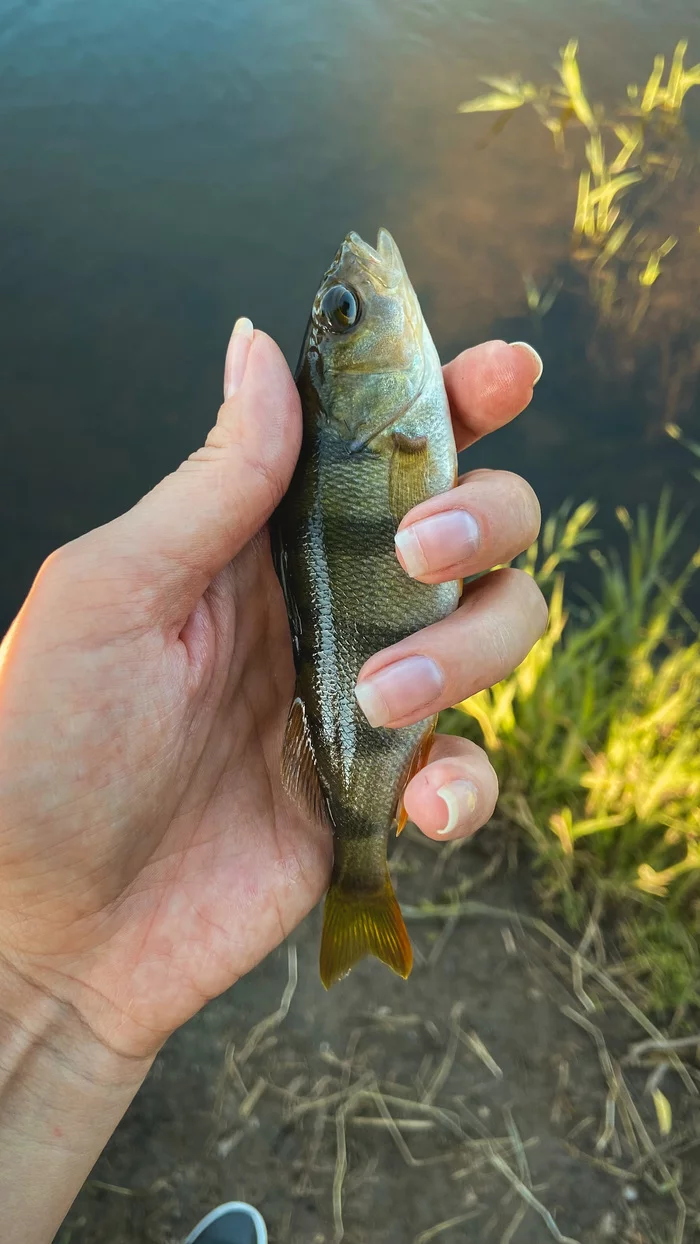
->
<box><xmin>483</xmin><ymin>773</ymin><xmax>499</xmax><ymax>819</ymax></box>
<box><xmin>243</xmin><ymin>449</ymin><xmax>288</xmax><ymax>511</ymax></box>
<box><xmin>498</xmin><ymin>567</ymin><xmax>548</xmax><ymax>631</ymax></box>
<box><xmin>496</xmin><ymin>471</ymin><xmax>541</xmax><ymax>538</ymax></box>
<box><xmin>474</xmin><ymin>746</ymin><xmax>499</xmax><ymax>799</ymax></box>
<box><xmin>35</xmin><ymin>540</ymin><xmax>81</xmax><ymax>592</ymax></box>
<box><xmin>458</xmin><ymin>470</ymin><xmax>541</xmax><ymax>547</ymax></box>
<box><xmin>36</xmin><ymin>545</ymin><xmax>66</xmax><ymax>584</ymax></box>
<box><xmin>458</xmin><ymin>467</ymin><xmax>496</xmax><ymax>486</ymax></box>
<box><xmin>513</xmin><ymin>477</ymin><xmax>541</xmax><ymax>541</ymax></box>
<box><xmin>484</xmin><ymin>752</ymin><xmax>499</xmax><ymax>788</ymax></box>
<box><xmin>523</xmin><ymin>576</ymin><xmax>549</xmax><ymax>633</ymax></box>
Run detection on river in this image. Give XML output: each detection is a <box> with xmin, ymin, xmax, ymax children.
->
<box><xmin>1</xmin><ymin>0</ymin><xmax>700</xmax><ymax>630</ymax></box>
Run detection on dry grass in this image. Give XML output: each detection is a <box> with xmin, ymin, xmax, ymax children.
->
<box><xmin>208</xmin><ymin>906</ymin><xmax>700</xmax><ymax>1244</ymax></box>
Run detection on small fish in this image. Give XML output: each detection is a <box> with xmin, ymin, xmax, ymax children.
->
<box><xmin>273</xmin><ymin>229</ymin><xmax>460</xmax><ymax>988</ymax></box>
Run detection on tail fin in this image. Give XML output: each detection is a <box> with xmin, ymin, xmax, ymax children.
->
<box><xmin>319</xmin><ymin>869</ymin><xmax>413</xmax><ymax>989</ymax></box>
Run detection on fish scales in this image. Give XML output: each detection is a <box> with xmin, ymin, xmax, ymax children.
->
<box><xmin>273</xmin><ymin>229</ymin><xmax>460</xmax><ymax>987</ymax></box>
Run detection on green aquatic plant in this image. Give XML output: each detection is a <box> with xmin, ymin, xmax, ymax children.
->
<box><xmin>441</xmin><ymin>496</ymin><xmax>700</xmax><ymax>1012</ymax></box>
<box><xmin>667</xmin><ymin>419</ymin><xmax>700</xmax><ymax>484</ymax></box>
<box><xmin>458</xmin><ymin>40</ymin><xmax>700</xmax><ymax>332</ymax></box>
<box><xmin>521</xmin><ymin>272</ymin><xmax>563</xmax><ymax>319</ymax></box>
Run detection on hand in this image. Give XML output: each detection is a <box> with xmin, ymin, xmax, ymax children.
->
<box><xmin>0</xmin><ymin>323</ymin><xmax>545</xmax><ymax>1064</ymax></box>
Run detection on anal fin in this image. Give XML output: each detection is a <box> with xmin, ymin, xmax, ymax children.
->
<box><xmin>320</xmin><ymin>868</ymin><xmax>413</xmax><ymax>988</ymax></box>
<box><xmin>281</xmin><ymin>695</ymin><xmax>329</xmax><ymax>826</ymax></box>
<box><xmin>395</xmin><ymin>716</ymin><xmax>437</xmax><ymax>835</ymax></box>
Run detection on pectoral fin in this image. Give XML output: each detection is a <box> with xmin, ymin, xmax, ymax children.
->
<box><xmin>281</xmin><ymin>694</ymin><xmax>329</xmax><ymax>825</ymax></box>
<box><xmin>389</xmin><ymin>432</ymin><xmax>430</xmax><ymax>527</ymax></box>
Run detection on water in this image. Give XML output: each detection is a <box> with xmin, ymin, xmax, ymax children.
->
<box><xmin>1</xmin><ymin>0</ymin><xmax>700</xmax><ymax>632</ymax></box>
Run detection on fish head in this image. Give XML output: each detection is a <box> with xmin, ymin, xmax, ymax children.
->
<box><xmin>297</xmin><ymin>229</ymin><xmax>427</xmax><ymax>447</ymax></box>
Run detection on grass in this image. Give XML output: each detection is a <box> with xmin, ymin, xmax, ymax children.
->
<box><xmin>458</xmin><ymin>39</ymin><xmax>700</xmax><ymax>333</ymax></box>
<box><xmin>453</xmin><ymin>39</ymin><xmax>700</xmax><ymax>1011</ymax></box>
<box><xmin>440</xmin><ymin>495</ymin><xmax>700</xmax><ymax>1014</ymax></box>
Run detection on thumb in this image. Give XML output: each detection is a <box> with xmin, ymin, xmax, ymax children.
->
<box><xmin>107</xmin><ymin>319</ymin><xmax>302</xmax><ymax>620</ymax></box>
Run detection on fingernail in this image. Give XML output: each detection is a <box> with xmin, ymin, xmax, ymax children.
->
<box><xmin>355</xmin><ymin>656</ymin><xmax>444</xmax><ymax>727</ymax></box>
<box><xmin>395</xmin><ymin>510</ymin><xmax>480</xmax><ymax>578</ymax></box>
<box><xmin>436</xmin><ymin>780</ymin><xmax>478</xmax><ymax>835</ymax></box>
<box><xmin>510</xmin><ymin>341</ymin><xmax>543</xmax><ymax>385</ymax></box>
<box><xmin>223</xmin><ymin>317</ymin><xmax>254</xmax><ymax>398</ymax></box>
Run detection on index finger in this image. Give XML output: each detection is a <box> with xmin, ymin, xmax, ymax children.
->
<box><xmin>443</xmin><ymin>340</ymin><xmax>543</xmax><ymax>452</ymax></box>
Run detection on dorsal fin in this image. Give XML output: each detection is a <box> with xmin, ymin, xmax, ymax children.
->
<box><xmin>281</xmin><ymin>695</ymin><xmax>329</xmax><ymax>825</ymax></box>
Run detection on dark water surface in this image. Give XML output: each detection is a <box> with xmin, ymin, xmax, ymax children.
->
<box><xmin>2</xmin><ymin>0</ymin><xmax>700</xmax><ymax>631</ymax></box>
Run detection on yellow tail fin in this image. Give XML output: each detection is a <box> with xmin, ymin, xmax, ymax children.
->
<box><xmin>319</xmin><ymin>870</ymin><xmax>413</xmax><ymax>989</ymax></box>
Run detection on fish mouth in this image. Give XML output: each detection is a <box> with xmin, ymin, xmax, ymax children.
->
<box><xmin>333</xmin><ymin>228</ymin><xmax>404</xmax><ymax>288</ymax></box>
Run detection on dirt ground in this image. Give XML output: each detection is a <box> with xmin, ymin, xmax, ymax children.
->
<box><xmin>59</xmin><ymin>827</ymin><xmax>700</xmax><ymax>1244</ymax></box>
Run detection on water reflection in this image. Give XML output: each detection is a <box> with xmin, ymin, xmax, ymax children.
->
<box><xmin>1</xmin><ymin>0</ymin><xmax>699</xmax><ymax>631</ymax></box>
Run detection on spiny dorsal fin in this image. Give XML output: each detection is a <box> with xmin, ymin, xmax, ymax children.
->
<box><xmin>389</xmin><ymin>431</ymin><xmax>430</xmax><ymax>527</ymax></box>
<box><xmin>281</xmin><ymin>695</ymin><xmax>329</xmax><ymax>826</ymax></box>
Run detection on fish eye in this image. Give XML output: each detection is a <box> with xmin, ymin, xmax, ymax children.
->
<box><xmin>319</xmin><ymin>284</ymin><xmax>360</xmax><ymax>332</ymax></box>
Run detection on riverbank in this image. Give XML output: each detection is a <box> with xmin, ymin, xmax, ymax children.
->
<box><xmin>60</xmin><ymin>824</ymin><xmax>698</xmax><ymax>1244</ymax></box>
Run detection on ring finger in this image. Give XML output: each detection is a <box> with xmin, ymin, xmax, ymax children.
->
<box><xmin>403</xmin><ymin>734</ymin><xmax>499</xmax><ymax>841</ymax></box>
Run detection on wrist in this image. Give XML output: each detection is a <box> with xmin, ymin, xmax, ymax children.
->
<box><xmin>0</xmin><ymin>953</ymin><xmax>153</xmax><ymax>1243</ymax></box>
<box><xmin>0</xmin><ymin>950</ymin><xmax>153</xmax><ymax>1098</ymax></box>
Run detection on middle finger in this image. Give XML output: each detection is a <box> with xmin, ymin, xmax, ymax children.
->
<box><xmin>355</xmin><ymin>567</ymin><xmax>547</xmax><ymax>730</ymax></box>
<box><xmin>395</xmin><ymin>468</ymin><xmax>541</xmax><ymax>584</ymax></box>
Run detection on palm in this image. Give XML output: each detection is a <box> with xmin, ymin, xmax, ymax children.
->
<box><xmin>0</xmin><ymin>533</ymin><xmax>328</xmax><ymax>1058</ymax></box>
<box><xmin>120</xmin><ymin>538</ymin><xmax>329</xmax><ymax>1032</ymax></box>
<box><xmin>108</xmin><ymin>544</ymin><xmax>329</xmax><ymax>1044</ymax></box>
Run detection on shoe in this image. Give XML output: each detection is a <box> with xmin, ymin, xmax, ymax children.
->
<box><xmin>183</xmin><ymin>1201</ymin><xmax>268</xmax><ymax>1244</ymax></box>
